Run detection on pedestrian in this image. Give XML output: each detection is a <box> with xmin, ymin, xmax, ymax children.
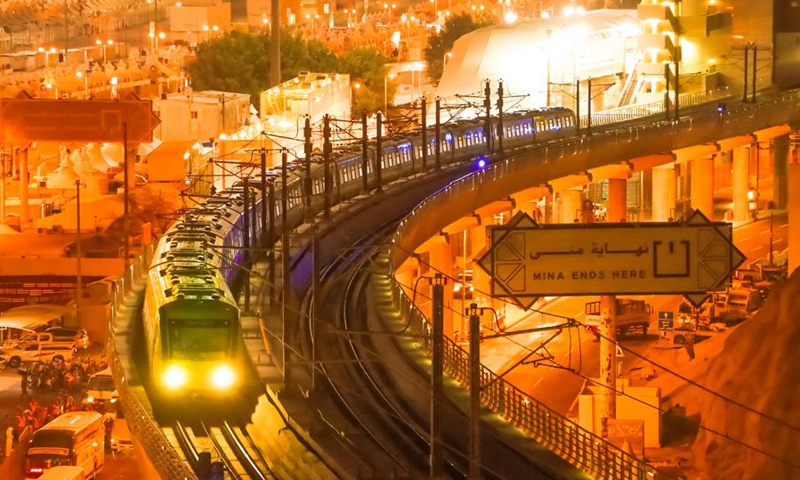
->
<box><xmin>103</xmin><ymin>417</ymin><xmax>113</xmax><ymax>453</ymax></box>
<box><xmin>19</xmin><ymin>370</ymin><xmax>29</xmax><ymax>400</ymax></box>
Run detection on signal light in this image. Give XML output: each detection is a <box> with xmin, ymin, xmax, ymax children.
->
<box><xmin>476</xmin><ymin>155</ymin><xmax>488</xmax><ymax>169</ymax></box>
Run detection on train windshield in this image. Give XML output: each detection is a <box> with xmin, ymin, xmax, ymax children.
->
<box><xmin>167</xmin><ymin>320</ymin><xmax>231</xmax><ymax>360</ymax></box>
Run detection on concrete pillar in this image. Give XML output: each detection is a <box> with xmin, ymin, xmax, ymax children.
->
<box><xmin>543</xmin><ymin>194</ymin><xmax>553</xmax><ymax>224</ymax></box>
<box><xmin>19</xmin><ymin>147</ymin><xmax>29</xmax><ymax>228</ymax></box>
<box><xmin>428</xmin><ymin>241</ymin><xmax>454</xmax><ymax>339</ymax></box>
<box><xmin>760</xmin><ymin>142</ymin><xmax>771</xmax><ymax>193</ymax></box>
<box><xmin>789</xmin><ymin>163</ymin><xmax>800</xmax><ymax>275</ymax></box>
<box><xmin>607</xmin><ymin>178</ymin><xmax>627</xmax><ymax>222</ymax></box>
<box><xmin>652</xmin><ymin>165</ymin><xmax>677</xmax><ymax>222</ymax></box>
<box><xmin>559</xmin><ymin>190</ymin><xmax>582</xmax><ymax>223</ymax></box>
<box><xmin>690</xmin><ymin>156</ymin><xmax>715</xmax><ymax>219</ymax></box>
<box><xmin>732</xmin><ymin>146</ymin><xmax>751</xmax><ymax>223</ymax></box>
<box><xmin>640</xmin><ymin>170</ymin><xmax>653</xmax><ymax>220</ymax></box>
<box><xmin>773</xmin><ymin>135</ymin><xmax>789</xmax><ymax>209</ymax></box>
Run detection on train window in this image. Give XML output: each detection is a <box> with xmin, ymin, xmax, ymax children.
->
<box><xmin>168</xmin><ymin>321</ymin><xmax>230</xmax><ymax>359</ymax></box>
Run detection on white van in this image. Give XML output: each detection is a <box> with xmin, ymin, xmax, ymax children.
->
<box><xmin>35</xmin><ymin>466</ymin><xmax>85</xmax><ymax>480</ymax></box>
<box><xmin>110</xmin><ymin>419</ymin><xmax>133</xmax><ymax>453</ymax></box>
<box><xmin>85</xmin><ymin>368</ymin><xmax>116</xmax><ymax>406</ymax></box>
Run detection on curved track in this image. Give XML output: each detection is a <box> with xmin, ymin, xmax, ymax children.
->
<box><xmin>298</xmin><ymin>221</ymin><xmax>435</xmax><ymax>478</ymax></box>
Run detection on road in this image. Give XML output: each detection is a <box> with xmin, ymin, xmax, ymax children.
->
<box><xmin>479</xmin><ymin>215</ymin><xmax>788</xmax><ymax>415</ymax></box>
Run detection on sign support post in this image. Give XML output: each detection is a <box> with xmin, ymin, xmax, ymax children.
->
<box><xmin>599</xmin><ymin>295</ymin><xmax>617</xmax><ymax>438</ymax></box>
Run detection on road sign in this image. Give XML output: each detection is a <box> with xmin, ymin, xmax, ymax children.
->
<box><xmin>657</xmin><ymin>311</ymin><xmax>675</xmax><ymax>331</ymax></box>
<box><xmin>476</xmin><ymin>209</ymin><xmax>746</xmax><ymax>309</ymax></box>
<box><xmin>0</xmin><ymin>91</ymin><xmax>160</xmax><ymax>146</ymax></box>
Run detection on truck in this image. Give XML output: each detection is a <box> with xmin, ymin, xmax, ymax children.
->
<box><xmin>584</xmin><ymin>298</ymin><xmax>652</xmax><ymax>340</ymax></box>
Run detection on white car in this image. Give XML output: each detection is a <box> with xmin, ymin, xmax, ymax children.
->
<box><xmin>0</xmin><ymin>342</ymin><xmax>75</xmax><ymax>368</ymax></box>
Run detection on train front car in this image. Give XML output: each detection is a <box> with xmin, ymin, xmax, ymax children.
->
<box><xmin>143</xmin><ymin>197</ymin><xmax>244</xmax><ymax>398</ymax></box>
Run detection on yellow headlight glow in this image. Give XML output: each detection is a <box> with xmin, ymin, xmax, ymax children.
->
<box><xmin>163</xmin><ymin>365</ymin><xmax>188</xmax><ymax>390</ymax></box>
<box><xmin>211</xmin><ymin>365</ymin><xmax>235</xmax><ymax>390</ymax></box>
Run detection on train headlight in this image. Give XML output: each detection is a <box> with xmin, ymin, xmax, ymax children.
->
<box><xmin>163</xmin><ymin>365</ymin><xmax>188</xmax><ymax>390</ymax></box>
<box><xmin>211</xmin><ymin>365</ymin><xmax>236</xmax><ymax>390</ymax></box>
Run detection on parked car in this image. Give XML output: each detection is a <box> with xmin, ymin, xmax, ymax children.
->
<box><xmin>46</xmin><ymin>327</ymin><xmax>91</xmax><ymax>349</ymax></box>
<box><xmin>0</xmin><ymin>342</ymin><xmax>75</xmax><ymax>368</ymax></box>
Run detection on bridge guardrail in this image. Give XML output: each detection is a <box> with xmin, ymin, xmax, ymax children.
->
<box><xmin>391</xmin><ymin>281</ymin><xmax>654</xmax><ymax>480</ymax></box>
<box><xmin>579</xmin><ymin>87</ymin><xmax>732</xmax><ymax>128</ymax></box>
<box><xmin>108</xmin><ymin>246</ymin><xmax>198</xmax><ymax>480</ymax></box>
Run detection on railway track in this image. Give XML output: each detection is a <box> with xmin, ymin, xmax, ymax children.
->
<box><xmin>164</xmin><ymin>419</ymin><xmax>273</xmax><ymax>480</ymax></box>
<box><xmin>294</xmin><ymin>221</ymin><xmax>444</xmax><ymax>479</ymax></box>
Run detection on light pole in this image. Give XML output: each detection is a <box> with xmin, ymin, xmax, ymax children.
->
<box><xmin>384</xmin><ymin>72</ymin><xmax>395</xmax><ymax>114</ymax></box>
<box><xmin>75</xmin><ymin>180</ymin><xmax>82</xmax><ymax>318</ymax></box>
<box><xmin>38</xmin><ymin>46</ymin><xmax>56</xmax><ymax>68</ymax></box>
<box><xmin>75</xmin><ymin>70</ymin><xmax>89</xmax><ymax>98</ymax></box>
<box><xmin>95</xmin><ymin>39</ymin><xmax>113</xmax><ymax>64</ymax></box>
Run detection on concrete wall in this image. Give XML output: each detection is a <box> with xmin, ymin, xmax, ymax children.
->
<box><xmin>248</xmin><ymin>389</ymin><xmax>339</xmax><ymax>480</ymax></box>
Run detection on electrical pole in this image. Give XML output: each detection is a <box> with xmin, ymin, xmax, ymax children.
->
<box><xmin>376</xmin><ymin>111</ymin><xmax>383</xmax><ymax>194</ymax></box>
<box><xmin>674</xmin><ymin>58</ymin><xmax>680</xmax><ymax>120</ymax></box>
<box><xmin>742</xmin><ymin>43</ymin><xmax>750</xmax><ymax>103</ymax></box>
<box><xmin>496</xmin><ymin>80</ymin><xmax>504</xmax><ymax>154</ymax></box>
<box><xmin>587</xmin><ymin>77</ymin><xmax>592</xmax><ymax>136</ymax></box>
<box><xmin>75</xmin><ymin>180</ymin><xmax>82</xmax><ymax>318</ymax></box>
<box><xmin>430</xmin><ymin>273</ymin><xmax>446</xmax><ymax>478</ymax></box>
<box><xmin>435</xmin><ymin>97</ymin><xmax>441</xmax><ymax>171</ymax></box>
<box><xmin>268</xmin><ymin>179</ymin><xmax>276</xmax><ymax>306</ymax></box>
<box><xmin>270</xmin><ymin>0</ymin><xmax>281</xmax><ymax>87</ymax></box>
<box><xmin>323</xmin><ymin>114</ymin><xmax>332</xmax><ymax>216</ymax></box>
<box><xmin>361</xmin><ymin>110</ymin><xmax>369</xmax><ymax>194</ymax></box>
<box><xmin>260</xmin><ymin>150</ymin><xmax>268</xmax><ymax>243</ymax></box>
<box><xmin>421</xmin><ymin>97</ymin><xmax>428</xmax><ymax>171</ymax></box>
<box><xmin>664</xmin><ymin>63</ymin><xmax>670</xmax><ymax>122</ymax></box>
<box><xmin>751</xmin><ymin>44</ymin><xmax>758</xmax><ymax>103</ymax></box>
<box><xmin>311</xmin><ymin>221</ymin><xmax>319</xmax><ymax>391</ymax></box>
<box><xmin>575</xmin><ymin>77</ymin><xmax>581</xmax><ymax>135</ymax></box>
<box><xmin>123</xmin><ymin>122</ymin><xmax>130</xmax><ymax>266</ymax></box>
<box><xmin>243</xmin><ymin>177</ymin><xmax>251</xmax><ymax>314</ymax></box>
<box><xmin>281</xmin><ymin>150</ymin><xmax>291</xmax><ymax>388</ymax></box>
<box><xmin>483</xmin><ymin>80</ymin><xmax>491</xmax><ymax>155</ymax></box>
<box><xmin>468</xmin><ymin>304</ymin><xmax>481</xmax><ymax>479</ymax></box>
<box><xmin>303</xmin><ymin>115</ymin><xmax>313</xmax><ymax>220</ymax></box>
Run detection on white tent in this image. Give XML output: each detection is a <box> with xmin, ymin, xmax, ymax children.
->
<box><xmin>436</xmin><ymin>9</ymin><xmax>638</xmax><ymax>111</ymax></box>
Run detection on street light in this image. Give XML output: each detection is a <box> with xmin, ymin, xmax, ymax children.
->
<box><xmin>95</xmin><ymin>39</ymin><xmax>113</xmax><ymax>64</ymax></box>
<box><xmin>384</xmin><ymin>72</ymin><xmax>396</xmax><ymax>114</ymax></box>
<box><xmin>38</xmin><ymin>46</ymin><xmax>57</xmax><ymax>68</ymax></box>
<box><xmin>75</xmin><ymin>70</ymin><xmax>89</xmax><ymax>98</ymax></box>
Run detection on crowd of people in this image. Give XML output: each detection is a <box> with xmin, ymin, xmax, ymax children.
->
<box><xmin>1</xmin><ymin>356</ymin><xmax>109</xmax><ymax>460</ymax></box>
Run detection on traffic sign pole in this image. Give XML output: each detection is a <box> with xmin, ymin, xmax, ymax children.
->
<box><xmin>599</xmin><ymin>295</ymin><xmax>617</xmax><ymax>439</ymax></box>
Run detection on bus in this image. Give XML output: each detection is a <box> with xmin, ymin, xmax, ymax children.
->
<box><xmin>25</xmin><ymin>412</ymin><xmax>105</xmax><ymax>479</ymax></box>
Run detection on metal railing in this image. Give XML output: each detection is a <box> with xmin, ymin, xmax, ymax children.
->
<box><xmin>390</xmin><ymin>280</ymin><xmax>654</xmax><ymax>480</ymax></box>
<box><xmin>107</xmin><ymin>246</ymin><xmax>197</xmax><ymax>480</ymax></box>
<box><xmin>580</xmin><ymin>86</ymin><xmax>732</xmax><ymax>128</ymax></box>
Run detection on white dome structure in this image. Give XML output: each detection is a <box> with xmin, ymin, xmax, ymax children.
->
<box><xmin>436</xmin><ymin>9</ymin><xmax>639</xmax><ymax>110</ymax></box>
